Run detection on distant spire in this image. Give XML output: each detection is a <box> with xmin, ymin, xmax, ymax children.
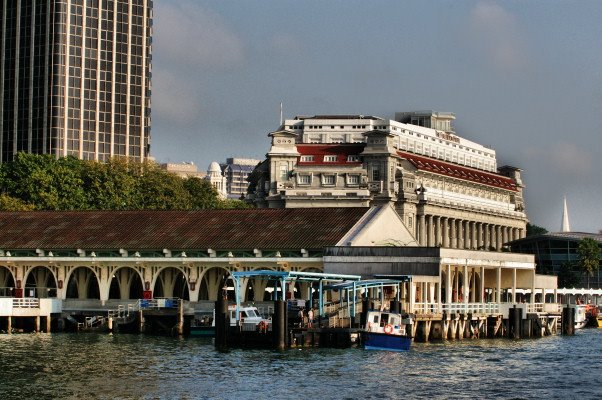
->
<box><xmin>280</xmin><ymin>102</ymin><xmax>283</xmax><ymax>126</ymax></box>
<box><xmin>561</xmin><ymin>196</ymin><xmax>570</xmax><ymax>232</ymax></box>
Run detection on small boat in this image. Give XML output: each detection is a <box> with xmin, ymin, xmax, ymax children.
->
<box><xmin>361</xmin><ymin>310</ymin><xmax>413</xmax><ymax>352</ymax></box>
<box><xmin>191</xmin><ymin>306</ymin><xmax>270</xmax><ymax>336</ymax></box>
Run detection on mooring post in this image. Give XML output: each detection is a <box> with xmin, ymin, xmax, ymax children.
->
<box><xmin>35</xmin><ymin>316</ymin><xmax>40</xmax><ymax>333</ymax></box>
<box><xmin>139</xmin><ymin>310</ymin><xmax>144</xmax><ymax>333</ymax></box>
<box><xmin>177</xmin><ymin>300</ymin><xmax>184</xmax><ymax>336</ymax></box>
<box><xmin>108</xmin><ymin>317</ymin><xmax>113</xmax><ymax>334</ymax></box>
<box><xmin>214</xmin><ymin>293</ymin><xmax>229</xmax><ymax>350</ymax></box>
<box><xmin>360</xmin><ymin>297</ymin><xmax>369</xmax><ymax>329</ymax></box>
<box><xmin>7</xmin><ymin>316</ymin><xmax>12</xmax><ymax>334</ymax></box>
<box><xmin>562</xmin><ymin>306</ymin><xmax>574</xmax><ymax>335</ymax></box>
<box><xmin>273</xmin><ymin>300</ymin><xmax>286</xmax><ymax>350</ymax></box>
<box><xmin>46</xmin><ymin>315</ymin><xmax>51</xmax><ymax>333</ymax></box>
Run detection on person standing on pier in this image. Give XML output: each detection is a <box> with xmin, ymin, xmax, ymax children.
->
<box><xmin>298</xmin><ymin>307</ymin><xmax>305</xmax><ymax>328</ymax></box>
<box><xmin>307</xmin><ymin>308</ymin><xmax>314</xmax><ymax>329</ymax></box>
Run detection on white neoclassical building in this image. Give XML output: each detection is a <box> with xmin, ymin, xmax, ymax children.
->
<box><xmin>204</xmin><ymin>161</ymin><xmax>228</xmax><ymax>199</ymax></box>
<box><xmin>247</xmin><ymin>111</ymin><xmax>528</xmax><ymax>251</ymax></box>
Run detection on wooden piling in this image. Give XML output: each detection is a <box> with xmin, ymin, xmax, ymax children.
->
<box><xmin>272</xmin><ymin>300</ymin><xmax>286</xmax><ymax>351</ymax></box>
<box><xmin>561</xmin><ymin>306</ymin><xmax>574</xmax><ymax>335</ymax></box>
<box><xmin>214</xmin><ymin>296</ymin><xmax>229</xmax><ymax>350</ymax></box>
<box><xmin>35</xmin><ymin>316</ymin><xmax>40</xmax><ymax>333</ymax></box>
<box><xmin>108</xmin><ymin>317</ymin><xmax>113</xmax><ymax>334</ymax></box>
<box><xmin>7</xmin><ymin>316</ymin><xmax>11</xmax><ymax>334</ymax></box>
<box><xmin>177</xmin><ymin>300</ymin><xmax>184</xmax><ymax>336</ymax></box>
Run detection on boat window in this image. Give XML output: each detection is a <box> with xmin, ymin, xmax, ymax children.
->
<box><xmin>245</xmin><ymin>310</ymin><xmax>258</xmax><ymax>318</ymax></box>
<box><xmin>390</xmin><ymin>316</ymin><xmax>398</xmax><ymax>325</ymax></box>
<box><xmin>372</xmin><ymin>315</ymin><xmax>379</xmax><ymax>324</ymax></box>
<box><xmin>380</xmin><ymin>314</ymin><xmax>389</xmax><ymax>327</ymax></box>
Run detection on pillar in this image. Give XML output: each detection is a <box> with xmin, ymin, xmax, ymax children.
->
<box><xmin>463</xmin><ymin>221</ymin><xmax>470</xmax><ymax>249</ymax></box>
<box><xmin>496</xmin><ymin>267</ymin><xmax>501</xmax><ymax>304</ymax></box>
<box><xmin>419</xmin><ymin>214</ymin><xmax>427</xmax><ymax>246</ymax></box>
<box><xmin>434</xmin><ymin>216</ymin><xmax>441</xmax><ymax>247</ymax></box>
<box><xmin>496</xmin><ymin>225</ymin><xmax>502</xmax><ymax>251</ymax></box>
<box><xmin>477</xmin><ymin>223</ymin><xmax>483</xmax><ymax>250</ymax></box>
<box><xmin>442</xmin><ymin>218</ymin><xmax>450</xmax><ymax>248</ymax></box>
<box><xmin>450</xmin><ymin>219</ymin><xmax>457</xmax><ymax>249</ymax></box>
<box><xmin>512</xmin><ymin>268</ymin><xmax>517</xmax><ymax>303</ymax></box>
<box><xmin>427</xmin><ymin>215</ymin><xmax>434</xmax><ymax>246</ymax></box>
<box><xmin>463</xmin><ymin>264</ymin><xmax>469</xmax><ymax>307</ymax></box>
<box><xmin>502</xmin><ymin>226</ymin><xmax>509</xmax><ymax>247</ymax></box>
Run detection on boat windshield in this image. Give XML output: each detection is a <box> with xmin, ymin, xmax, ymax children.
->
<box><xmin>244</xmin><ymin>309</ymin><xmax>259</xmax><ymax>318</ymax></box>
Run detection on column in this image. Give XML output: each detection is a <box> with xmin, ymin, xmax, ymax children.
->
<box><xmin>450</xmin><ymin>219</ymin><xmax>457</xmax><ymax>248</ymax></box>
<box><xmin>442</xmin><ymin>218</ymin><xmax>450</xmax><ymax>248</ymax></box>
<box><xmin>480</xmin><ymin>266</ymin><xmax>485</xmax><ymax>304</ymax></box>
<box><xmin>464</xmin><ymin>221</ymin><xmax>470</xmax><ymax>249</ymax></box>
<box><xmin>496</xmin><ymin>225</ymin><xmax>502</xmax><ymax>251</ymax></box>
<box><xmin>458</xmin><ymin>220</ymin><xmax>464</xmax><ymax>249</ymax></box>
<box><xmin>434</xmin><ymin>216</ymin><xmax>441</xmax><ymax>247</ymax></box>
<box><xmin>427</xmin><ymin>215</ymin><xmax>434</xmax><ymax>246</ymax></box>
<box><xmin>470</xmin><ymin>221</ymin><xmax>477</xmax><ymax>250</ymax></box>
<box><xmin>496</xmin><ymin>267</ymin><xmax>501</xmax><ymax>304</ymax></box>
<box><xmin>477</xmin><ymin>223</ymin><xmax>483</xmax><ymax>250</ymax></box>
<box><xmin>463</xmin><ymin>264</ymin><xmax>469</xmax><ymax>307</ymax></box>
<box><xmin>502</xmin><ymin>226</ymin><xmax>509</xmax><ymax>247</ymax></box>
<box><xmin>446</xmin><ymin>264</ymin><xmax>452</xmax><ymax>304</ymax></box>
<box><xmin>419</xmin><ymin>214</ymin><xmax>427</xmax><ymax>246</ymax></box>
<box><xmin>512</xmin><ymin>268</ymin><xmax>517</xmax><ymax>303</ymax></box>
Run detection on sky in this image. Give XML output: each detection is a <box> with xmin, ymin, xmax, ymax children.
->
<box><xmin>151</xmin><ymin>0</ymin><xmax>602</xmax><ymax>234</ymax></box>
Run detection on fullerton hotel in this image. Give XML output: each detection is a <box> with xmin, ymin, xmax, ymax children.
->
<box><xmin>247</xmin><ymin>111</ymin><xmax>527</xmax><ymax>250</ymax></box>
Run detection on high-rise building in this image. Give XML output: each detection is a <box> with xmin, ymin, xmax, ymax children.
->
<box><xmin>0</xmin><ymin>0</ymin><xmax>152</xmax><ymax>163</ymax></box>
<box><xmin>221</xmin><ymin>157</ymin><xmax>261</xmax><ymax>199</ymax></box>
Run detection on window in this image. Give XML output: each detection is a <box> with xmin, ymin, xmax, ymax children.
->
<box><xmin>323</xmin><ymin>155</ymin><xmax>337</xmax><ymax>162</ymax></box>
<box><xmin>372</xmin><ymin>169</ymin><xmax>380</xmax><ymax>181</ymax></box>
<box><xmin>347</xmin><ymin>175</ymin><xmax>360</xmax><ymax>185</ymax></box>
<box><xmin>279</xmin><ymin>165</ymin><xmax>288</xmax><ymax>180</ymax></box>
<box><xmin>300</xmin><ymin>155</ymin><xmax>314</xmax><ymax>162</ymax></box>
<box><xmin>322</xmin><ymin>175</ymin><xmax>336</xmax><ymax>185</ymax></box>
<box><xmin>298</xmin><ymin>175</ymin><xmax>311</xmax><ymax>185</ymax></box>
<box><xmin>347</xmin><ymin>155</ymin><xmax>360</xmax><ymax>162</ymax></box>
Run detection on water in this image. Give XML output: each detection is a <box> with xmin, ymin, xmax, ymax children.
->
<box><xmin>1</xmin><ymin>329</ymin><xmax>600</xmax><ymax>400</ymax></box>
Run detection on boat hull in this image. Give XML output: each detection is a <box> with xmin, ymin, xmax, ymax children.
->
<box><xmin>362</xmin><ymin>332</ymin><xmax>412</xmax><ymax>352</ymax></box>
<box><xmin>190</xmin><ymin>326</ymin><xmax>215</xmax><ymax>337</ymax></box>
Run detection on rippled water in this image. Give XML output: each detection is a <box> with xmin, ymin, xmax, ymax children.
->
<box><xmin>1</xmin><ymin>329</ymin><xmax>600</xmax><ymax>399</ymax></box>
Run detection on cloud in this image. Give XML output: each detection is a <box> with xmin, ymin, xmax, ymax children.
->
<box><xmin>154</xmin><ymin>1</ymin><xmax>244</xmax><ymax>70</ymax></box>
<box><xmin>523</xmin><ymin>141</ymin><xmax>594</xmax><ymax>176</ymax></box>
<box><xmin>152</xmin><ymin>68</ymin><xmax>200</xmax><ymax>124</ymax></box>
<box><xmin>469</xmin><ymin>1</ymin><xmax>529</xmax><ymax>72</ymax></box>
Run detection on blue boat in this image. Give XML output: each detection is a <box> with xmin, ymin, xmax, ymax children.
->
<box><xmin>362</xmin><ymin>310</ymin><xmax>413</xmax><ymax>352</ymax></box>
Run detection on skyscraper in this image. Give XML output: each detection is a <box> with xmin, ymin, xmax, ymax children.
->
<box><xmin>0</xmin><ymin>0</ymin><xmax>152</xmax><ymax>163</ymax></box>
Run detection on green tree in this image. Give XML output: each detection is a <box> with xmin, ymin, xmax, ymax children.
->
<box><xmin>219</xmin><ymin>199</ymin><xmax>253</xmax><ymax>209</ymax></box>
<box><xmin>577</xmin><ymin>237</ymin><xmax>601</xmax><ymax>288</ymax></box>
<box><xmin>183</xmin><ymin>177</ymin><xmax>220</xmax><ymax>209</ymax></box>
<box><xmin>137</xmin><ymin>162</ymin><xmax>192</xmax><ymax>210</ymax></box>
<box><xmin>557</xmin><ymin>262</ymin><xmax>581</xmax><ymax>288</ymax></box>
<box><xmin>526</xmin><ymin>223</ymin><xmax>548</xmax><ymax>237</ymax></box>
<box><xmin>0</xmin><ymin>194</ymin><xmax>35</xmax><ymax>211</ymax></box>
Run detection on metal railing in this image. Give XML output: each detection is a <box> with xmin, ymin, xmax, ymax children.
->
<box><xmin>138</xmin><ymin>297</ymin><xmax>180</xmax><ymax>309</ymax></box>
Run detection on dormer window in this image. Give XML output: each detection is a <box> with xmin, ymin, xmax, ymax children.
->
<box><xmin>347</xmin><ymin>155</ymin><xmax>360</xmax><ymax>162</ymax></box>
<box><xmin>300</xmin><ymin>155</ymin><xmax>314</xmax><ymax>162</ymax></box>
<box><xmin>323</xmin><ymin>155</ymin><xmax>337</xmax><ymax>162</ymax></box>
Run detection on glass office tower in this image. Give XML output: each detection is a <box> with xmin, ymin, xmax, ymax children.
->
<box><xmin>0</xmin><ymin>0</ymin><xmax>152</xmax><ymax>162</ymax></box>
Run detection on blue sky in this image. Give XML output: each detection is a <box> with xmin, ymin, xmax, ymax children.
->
<box><xmin>151</xmin><ymin>0</ymin><xmax>602</xmax><ymax>233</ymax></box>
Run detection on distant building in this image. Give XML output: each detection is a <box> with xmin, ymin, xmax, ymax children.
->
<box><xmin>205</xmin><ymin>162</ymin><xmax>227</xmax><ymax>199</ymax></box>
<box><xmin>221</xmin><ymin>158</ymin><xmax>261</xmax><ymax>199</ymax></box>
<box><xmin>0</xmin><ymin>0</ymin><xmax>152</xmax><ymax>162</ymax></box>
<box><xmin>507</xmin><ymin>232</ymin><xmax>602</xmax><ymax>288</ymax></box>
<box><xmin>160</xmin><ymin>162</ymin><xmax>205</xmax><ymax>178</ymax></box>
<box><xmin>247</xmin><ymin>111</ymin><xmax>527</xmax><ymax>251</ymax></box>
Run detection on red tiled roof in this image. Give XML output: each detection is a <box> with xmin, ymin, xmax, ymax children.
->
<box><xmin>397</xmin><ymin>151</ymin><xmax>518</xmax><ymax>191</ymax></box>
<box><xmin>296</xmin><ymin>144</ymin><xmax>365</xmax><ymax>165</ymax></box>
<box><xmin>0</xmin><ymin>208</ymin><xmax>369</xmax><ymax>251</ymax></box>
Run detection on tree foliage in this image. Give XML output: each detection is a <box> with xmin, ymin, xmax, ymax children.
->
<box><xmin>0</xmin><ymin>153</ymin><xmax>250</xmax><ymax>212</ymax></box>
<box><xmin>526</xmin><ymin>223</ymin><xmax>548</xmax><ymax>237</ymax></box>
<box><xmin>577</xmin><ymin>237</ymin><xmax>601</xmax><ymax>287</ymax></box>
<box><xmin>557</xmin><ymin>262</ymin><xmax>582</xmax><ymax>288</ymax></box>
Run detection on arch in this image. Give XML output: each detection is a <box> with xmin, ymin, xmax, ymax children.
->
<box><xmin>154</xmin><ymin>267</ymin><xmax>190</xmax><ymax>300</ymax></box>
<box><xmin>108</xmin><ymin>266</ymin><xmax>144</xmax><ymax>300</ymax></box>
<box><xmin>0</xmin><ymin>266</ymin><xmax>15</xmax><ymax>297</ymax></box>
<box><xmin>198</xmin><ymin>266</ymin><xmax>232</xmax><ymax>301</ymax></box>
<box><xmin>66</xmin><ymin>266</ymin><xmax>101</xmax><ymax>299</ymax></box>
<box><xmin>24</xmin><ymin>266</ymin><xmax>57</xmax><ymax>298</ymax></box>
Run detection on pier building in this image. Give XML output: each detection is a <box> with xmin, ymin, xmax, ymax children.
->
<box><xmin>0</xmin><ymin>207</ymin><xmax>560</xmax><ymax>336</ymax></box>
<box><xmin>247</xmin><ymin>112</ymin><xmax>527</xmax><ymax>251</ymax></box>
